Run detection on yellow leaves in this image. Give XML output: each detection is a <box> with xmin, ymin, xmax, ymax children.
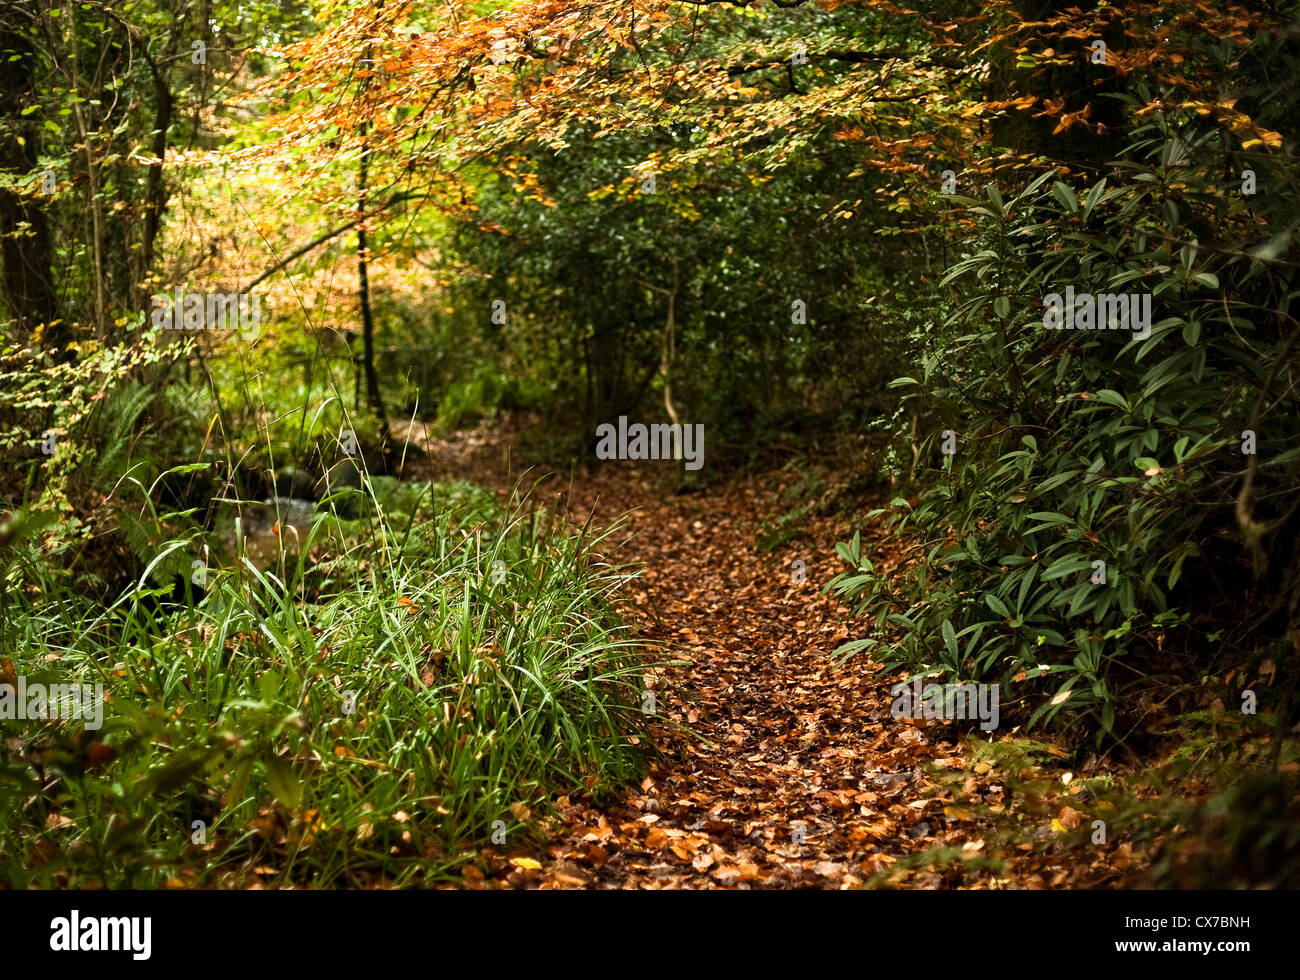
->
<box><xmin>509</xmin><ymin>856</ymin><xmax>542</xmax><ymax>870</ymax></box>
<box><xmin>1130</xmin><ymin>99</ymin><xmax>1279</xmax><ymax>151</ymax></box>
<box><xmin>961</xmin><ymin>96</ymin><xmax>1036</xmax><ymax>119</ymax></box>
<box><xmin>1242</xmin><ymin>129</ymin><xmax>1283</xmax><ymax>150</ymax></box>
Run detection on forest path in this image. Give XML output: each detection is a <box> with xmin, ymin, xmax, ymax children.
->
<box><xmin>397</xmin><ymin>416</ymin><xmax>989</xmax><ymax>889</ymax></box>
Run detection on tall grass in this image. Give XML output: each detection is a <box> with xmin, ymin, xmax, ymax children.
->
<box><xmin>0</xmin><ymin>473</ymin><xmax>654</xmax><ymax>887</ymax></box>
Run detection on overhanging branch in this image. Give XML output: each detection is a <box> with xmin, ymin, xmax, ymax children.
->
<box><xmin>240</xmin><ymin>191</ymin><xmax>425</xmax><ymax>293</ymax></box>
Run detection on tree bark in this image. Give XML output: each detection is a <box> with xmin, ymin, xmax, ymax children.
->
<box><xmin>355</xmin><ymin>13</ymin><xmax>390</xmax><ymax>450</ymax></box>
<box><xmin>0</xmin><ymin>17</ymin><xmax>61</xmax><ymax>350</ymax></box>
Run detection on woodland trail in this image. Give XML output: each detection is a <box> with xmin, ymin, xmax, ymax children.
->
<box><xmin>399</xmin><ymin>417</ymin><xmax>1076</xmax><ymax>889</ymax></box>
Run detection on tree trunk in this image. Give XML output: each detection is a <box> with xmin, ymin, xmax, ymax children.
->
<box><xmin>355</xmin><ymin>17</ymin><xmax>389</xmax><ymax>455</ymax></box>
<box><xmin>137</xmin><ymin>69</ymin><xmax>173</xmax><ymax>310</ymax></box>
<box><xmin>0</xmin><ymin>18</ymin><xmax>61</xmax><ymax>351</ymax></box>
<box><xmin>988</xmin><ymin>0</ymin><xmax>1124</xmax><ymax>174</ymax></box>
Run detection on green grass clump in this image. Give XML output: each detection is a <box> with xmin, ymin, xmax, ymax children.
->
<box><xmin>0</xmin><ymin>480</ymin><xmax>654</xmax><ymax>887</ymax></box>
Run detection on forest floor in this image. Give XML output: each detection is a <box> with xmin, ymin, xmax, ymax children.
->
<box><xmin>396</xmin><ymin>415</ymin><xmax>1151</xmax><ymax>889</ymax></box>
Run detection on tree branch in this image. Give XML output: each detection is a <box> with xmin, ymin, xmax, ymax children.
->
<box><xmin>240</xmin><ymin>191</ymin><xmax>424</xmax><ymax>293</ymax></box>
<box><xmin>728</xmin><ymin>49</ymin><xmax>964</xmax><ymax>76</ymax></box>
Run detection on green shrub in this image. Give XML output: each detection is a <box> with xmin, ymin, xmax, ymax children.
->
<box><xmin>831</xmin><ymin>114</ymin><xmax>1300</xmax><ymax>738</ymax></box>
<box><xmin>0</xmin><ymin>476</ymin><xmax>653</xmax><ymax>886</ymax></box>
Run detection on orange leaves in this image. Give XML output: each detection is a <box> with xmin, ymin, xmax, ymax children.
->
<box><xmin>1051</xmin><ymin>102</ymin><xmax>1093</xmax><ymax>135</ymax></box>
<box><xmin>961</xmin><ymin>96</ymin><xmax>1036</xmax><ymax>119</ymax></box>
<box><xmin>83</xmin><ymin>740</ymin><xmax>116</xmax><ymax>768</ymax></box>
<box><xmin>712</xmin><ymin>861</ymin><xmax>768</xmax><ymax>884</ymax></box>
<box><xmin>580</xmin><ymin>814</ymin><xmax>615</xmax><ymax>842</ymax></box>
<box><xmin>641</xmin><ymin>820</ymin><xmax>712</xmax><ymax>862</ymax></box>
<box><xmin>1035</xmin><ymin>97</ymin><xmax>1066</xmax><ymax>118</ymax></box>
<box><xmin>1054</xmin><ymin>805</ymin><xmax>1084</xmax><ymax>831</ymax></box>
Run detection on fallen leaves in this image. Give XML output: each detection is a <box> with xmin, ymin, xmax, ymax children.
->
<box><xmin>398</xmin><ymin>421</ymin><xmax>1164</xmax><ymax>891</ymax></box>
<box><xmin>421</xmin><ymin>448</ymin><xmax>980</xmax><ymax>889</ymax></box>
